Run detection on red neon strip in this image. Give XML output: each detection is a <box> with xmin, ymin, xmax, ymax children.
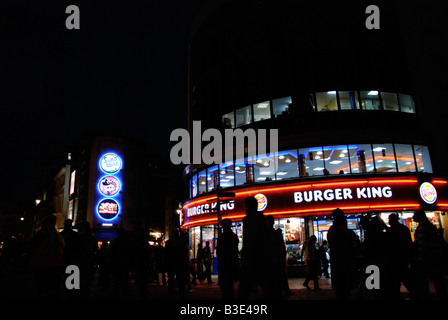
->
<box><xmin>433</xmin><ymin>180</ymin><xmax>448</xmax><ymax>185</ymax></box>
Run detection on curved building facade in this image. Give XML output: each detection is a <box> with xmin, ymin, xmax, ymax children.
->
<box><xmin>181</xmin><ymin>0</ymin><xmax>448</xmax><ymax>273</ymax></box>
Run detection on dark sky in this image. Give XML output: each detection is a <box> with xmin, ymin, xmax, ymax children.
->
<box><xmin>0</xmin><ymin>1</ymin><xmax>200</xmax><ymax>208</ymax></box>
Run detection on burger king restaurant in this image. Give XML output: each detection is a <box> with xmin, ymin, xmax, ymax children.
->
<box><xmin>181</xmin><ymin>173</ymin><xmax>448</xmax><ymax>275</ymax></box>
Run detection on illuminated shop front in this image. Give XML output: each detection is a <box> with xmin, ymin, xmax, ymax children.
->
<box><xmin>181</xmin><ymin>174</ymin><xmax>448</xmax><ymax>275</ymax></box>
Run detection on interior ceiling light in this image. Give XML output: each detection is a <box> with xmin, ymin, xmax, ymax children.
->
<box><xmin>257</xmin><ymin>103</ymin><xmax>269</xmax><ymax>108</ymax></box>
<box><xmin>368</xmin><ymin>90</ymin><xmax>379</xmax><ymax>95</ymax></box>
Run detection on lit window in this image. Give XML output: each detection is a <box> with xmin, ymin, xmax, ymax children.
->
<box><xmin>323</xmin><ymin>145</ymin><xmax>350</xmax><ymax>174</ymax></box>
<box><xmin>219</xmin><ymin>161</ymin><xmax>235</xmax><ymax>188</ymax></box>
<box><xmin>253</xmin><ymin>101</ymin><xmax>271</xmax><ymax>122</ymax></box>
<box><xmin>235</xmin><ymin>105</ymin><xmax>252</xmax><ymax>127</ymax></box>
<box><xmin>339</xmin><ymin>91</ymin><xmax>360</xmax><ymax>110</ymax></box>
<box><xmin>198</xmin><ymin>170</ymin><xmax>207</xmax><ymax>194</ymax></box>
<box><xmin>276</xmin><ymin>149</ymin><xmax>299</xmax><ymax>179</ymax></box>
<box><xmin>298</xmin><ymin>147</ymin><xmax>325</xmax><ymax>176</ymax></box>
<box><xmin>272</xmin><ymin>97</ymin><xmax>292</xmax><ymax>117</ymax></box>
<box><xmin>414</xmin><ymin>145</ymin><xmax>432</xmax><ymax>173</ymax></box>
<box><xmin>395</xmin><ymin>144</ymin><xmax>416</xmax><ymax>172</ymax></box>
<box><xmin>348</xmin><ymin>144</ymin><xmax>374</xmax><ymax>173</ymax></box>
<box><xmin>372</xmin><ymin>143</ymin><xmax>396</xmax><ymax>172</ymax></box>
<box><xmin>398</xmin><ymin>94</ymin><xmax>416</xmax><ymax>113</ymax></box>
<box><xmin>222</xmin><ymin>111</ymin><xmax>235</xmax><ymax>128</ymax></box>
<box><xmin>316</xmin><ymin>92</ymin><xmax>338</xmax><ymax>112</ymax></box>
<box><xmin>380</xmin><ymin>92</ymin><xmax>399</xmax><ymax>111</ymax></box>
<box><xmin>360</xmin><ymin>90</ymin><xmax>381</xmax><ymax>110</ymax></box>
<box><xmin>207</xmin><ymin>165</ymin><xmax>219</xmax><ymax>192</ymax></box>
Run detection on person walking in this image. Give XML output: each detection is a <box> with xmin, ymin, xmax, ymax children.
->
<box><xmin>217</xmin><ymin>218</ymin><xmax>239</xmax><ymax>299</ymax></box>
<box><xmin>302</xmin><ymin>235</ymin><xmax>320</xmax><ymax>291</ymax></box>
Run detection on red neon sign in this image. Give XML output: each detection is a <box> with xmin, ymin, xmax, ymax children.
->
<box><xmin>182</xmin><ymin>175</ymin><xmax>448</xmax><ymax>228</ymax></box>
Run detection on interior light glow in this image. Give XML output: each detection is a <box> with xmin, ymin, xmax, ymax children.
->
<box><xmin>327</xmin><ymin>91</ymin><xmax>337</xmax><ymax>94</ymax></box>
<box><xmin>368</xmin><ymin>90</ymin><xmax>379</xmax><ymax>95</ymax></box>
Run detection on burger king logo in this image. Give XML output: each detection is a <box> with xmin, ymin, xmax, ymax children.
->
<box><xmin>420</xmin><ymin>182</ymin><xmax>437</xmax><ymax>204</ymax></box>
<box><xmin>254</xmin><ymin>193</ymin><xmax>268</xmax><ymax>211</ymax></box>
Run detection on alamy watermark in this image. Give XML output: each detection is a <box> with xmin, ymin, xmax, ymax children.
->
<box><xmin>170</xmin><ymin>121</ymin><xmax>278</xmax><ymax>167</ymax></box>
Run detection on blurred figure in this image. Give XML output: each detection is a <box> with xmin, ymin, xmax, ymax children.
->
<box><xmin>29</xmin><ymin>215</ymin><xmax>65</xmax><ymax>299</ymax></box>
<box><xmin>302</xmin><ymin>235</ymin><xmax>320</xmax><ymax>291</ymax></box>
<box><xmin>412</xmin><ymin>210</ymin><xmax>447</xmax><ymax>299</ymax></box>
<box><xmin>327</xmin><ymin>208</ymin><xmax>359</xmax><ymax>299</ymax></box>
<box><xmin>217</xmin><ymin>218</ymin><xmax>239</xmax><ymax>299</ymax></box>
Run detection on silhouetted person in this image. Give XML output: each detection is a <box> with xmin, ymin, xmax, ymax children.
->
<box><xmin>60</xmin><ymin>219</ymin><xmax>82</xmax><ymax>298</ymax></box>
<box><xmin>29</xmin><ymin>214</ymin><xmax>65</xmax><ymax>299</ymax></box>
<box><xmin>387</xmin><ymin>213</ymin><xmax>414</xmax><ymax>299</ymax></box>
<box><xmin>327</xmin><ymin>208</ymin><xmax>360</xmax><ymax>299</ymax></box>
<box><xmin>238</xmin><ymin>196</ymin><xmax>269</xmax><ymax>299</ymax></box>
<box><xmin>96</xmin><ymin>241</ymin><xmax>112</xmax><ymax>291</ymax></box>
<box><xmin>78</xmin><ymin>221</ymin><xmax>97</xmax><ymax>297</ymax></box>
<box><xmin>154</xmin><ymin>240</ymin><xmax>167</xmax><ymax>286</ymax></box>
<box><xmin>110</xmin><ymin>228</ymin><xmax>131</xmax><ymax>298</ymax></box>
<box><xmin>197</xmin><ymin>243</ymin><xmax>205</xmax><ymax>282</ymax></box>
<box><xmin>318</xmin><ymin>240</ymin><xmax>330</xmax><ymax>278</ymax></box>
<box><xmin>217</xmin><ymin>218</ymin><xmax>239</xmax><ymax>299</ymax></box>
<box><xmin>302</xmin><ymin>235</ymin><xmax>320</xmax><ymax>291</ymax></box>
<box><xmin>165</xmin><ymin>230</ymin><xmax>190</xmax><ymax>297</ymax></box>
<box><xmin>133</xmin><ymin>228</ymin><xmax>151</xmax><ymax>299</ymax></box>
<box><xmin>362</xmin><ymin>215</ymin><xmax>391</xmax><ymax>299</ymax></box>
<box><xmin>412</xmin><ymin>210</ymin><xmax>447</xmax><ymax>299</ymax></box>
<box><xmin>266</xmin><ymin>215</ymin><xmax>294</xmax><ymax>298</ymax></box>
<box><xmin>204</xmin><ymin>241</ymin><xmax>213</xmax><ymax>284</ymax></box>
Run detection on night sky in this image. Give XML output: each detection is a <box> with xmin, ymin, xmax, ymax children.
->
<box><xmin>0</xmin><ymin>1</ymin><xmax>201</xmax><ymax>209</ymax></box>
<box><xmin>1</xmin><ymin>0</ymin><xmax>447</xmax><ymax>215</ymax></box>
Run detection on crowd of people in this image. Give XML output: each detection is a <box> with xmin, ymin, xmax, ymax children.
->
<box><xmin>1</xmin><ymin>198</ymin><xmax>448</xmax><ymax>300</ymax></box>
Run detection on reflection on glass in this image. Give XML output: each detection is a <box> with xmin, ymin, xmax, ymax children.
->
<box><xmin>360</xmin><ymin>90</ymin><xmax>381</xmax><ymax>110</ymax></box>
<box><xmin>348</xmin><ymin>144</ymin><xmax>374</xmax><ymax>173</ymax></box>
<box><xmin>298</xmin><ymin>147</ymin><xmax>325</xmax><ymax>176</ymax></box>
<box><xmin>399</xmin><ymin>94</ymin><xmax>416</xmax><ymax>113</ymax></box>
<box><xmin>381</xmin><ymin>92</ymin><xmax>399</xmax><ymax>111</ymax></box>
<box><xmin>339</xmin><ymin>91</ymin><xmax>360</xmax><ymax>110</ymax></box>
<box><xmin>222</xmin><ymin>111</ymin><xmax>235</xmax><ymax>128</ymax></box>
<box><xmin>253</xmin><ymin>153</ymin><xmax>276</xmax><ymax>182</ymax></box>
<box><xmin>207</xmin><ymin>165</ymin><xmax>219</xmax><ymax>191</ymax></box>
<box><xmin>198</xmin><ymin>170</ymin><xmax>207</xmax><ymax>194</ymax></box>
<box><xmin>395</xmin><ymin>144</ymin><xmax>416</xmax><ymax>172</ymax></box>
<box><xmin>414</xmin><ymin>145</ymin><xmax>433</xmax><ymax>173</ymax></box>
<box><xmin>191</xmin><ymin>174</ymin><xmax>198</xmax><ymax>198</ymax></box>
<box><xmin>272</xmin><ymin>97</ymin><xmax>292</xmax><ymax>117</ymax></box>
<box><xmin>253</xmin><ymin>101</ymin><xmax>271</xmax><ymax>122</ymax></box>
<box><xmin>372</xmin><ymin>143</ymin><xmax>396</xmax><ymax>172</ymax></box>
<box><xmin>323</xmin><ymin>145</ymin><xmax>350</xmax><ymax>174</ymax></box>
<box><xmin>235</xmin><ymin>105</ymin><xmax>252</xmax><ymax>127</ymax></box>
<box><xmin>277</xmin><ymin>149</ymin><xmax>299</xmax><ymax>179</ymax></box>
<box><xmin>316</xmin><ymin>91</ymin><xmax>338</xmax><ymax>111</ymax></box>
<box><xmin>219</xmin><ymin>161</ymin><xmax>235</xmax><ymax>188</ymax></box>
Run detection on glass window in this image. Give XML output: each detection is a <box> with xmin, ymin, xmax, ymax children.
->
<box><xmin>198</xmin><ymin>170</ymin><xmax>207</xmax><ymax>194</ymax></box>
<box><xmin>276</xmin><ymin>149</ymin><xmax>299</xmax><ymax>179</ymax></box>
<box><xmin>360</xmin><ymin>90</ymin><xmax>381</xmax><ymax>110</ymax></box>
<box><xmin>222</xmin><ymin>111</ymin><xmax>235</xmax><ymax>128</ymax></box>
<box><xmin>235</xmin><ymin>158</ymin><xmax>253</xmax><ymax>186</ymax></box>
<box><xmin>190</xmin><ymin>227</ymin><xmax>201</xmax><ymax>258</ymax></box>
<box><xmin>207</xmin><ymin>165</ymin><xmax>219</xmax><ymax>192</ymax></box>
<box><xmin>323</xmin><ymin>145</ymin><xmax>350</xmax><ymax>174</ymax></box>
<box><xmin>308</xmin><ymin>93</ymin><xmax>317</xmax><ymax>112</ymax></box>
<box><xmin>253</xmin><ymin>154</ymin><xmax>276</xmax><ymax>182</ymax></box>
<box><xmin>349</xmin><ymin>144</ymin><xmax>374</xmax><ymax>173</ymax></box>
<box><xmin>272</xmin><ymin>96</ymin><xmax>292</xmax><ymax>117</ymax></box>
<box><xmin>219</xmin><ymin>161</ymin><xmax>235</xmax><ymax>188</ymax></box>
<box><xmin>414</xmin><ymin>145</ymin><xmax>433</xmax><ymax>173</ymax></box>
<box><xmin>298</xmin><ymin>147</ymin><xmax>325</xmax><ymax>176</ymax></box>
<box><xmin>201</xmin><ymin>225</ymin><xmax>215</xmax><ymax>258</ymax></box>
<box><xmin>235</xmin><ymin>105</ymin><xmax>252</xmax><ymax>127</ymax></box>
<box><xmin>339</xmin><ymin>91</ymin><xmax>360</xmax><ymax>110</ymax></box>
<box><xmin>399</xmin><ymin>94</ymin><xmax>416</xmax><ymax>113</ymax></box>
<box><xmin>380</xmin><ymin>92</ymin><xmax>399</xmax><ymax>111</ymax></box>
<box><xmin>395</xmin><ymin>144</ymin><xmax>416</xmax><ymax>172</ymax></box>
<box><xmin>278</xmin><ymin>218</ymin><xmax>306</xmax><ymax>244</ymax></box>
<box><xmin>372</xmin><ymin>143</ymin><xmax>397</xmax><ymax>172</ymax></box>
<box><xmin>316</xmin><ymin>91</ymin><xmax>338</xmax><ymax>112</ymax></box>
<box><xmin>253</xmin><ymin>101</ymin><xmax>271</xmax><ymax>122</ymax></box>
<box><xmin>190</xmin><ymin>174</ymin><xmax>198</xmax><ymax>198</ymax></box>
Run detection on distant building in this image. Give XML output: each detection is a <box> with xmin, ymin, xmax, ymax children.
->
<box><xmin>34</xmin><ymin>135</ymin><xmax>182</xmax><ymax>241</ymax></box>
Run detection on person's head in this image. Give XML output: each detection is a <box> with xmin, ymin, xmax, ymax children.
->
<box><xmin>388</xmin><ymin>213</ymin><xmax>399</xmax><ymax>226</ymax></box>
<box><xmin>206</xmin><ymin>241</ymin><xmax>210</xmax><ymax>247</ymax></box>
<box><xmin>413</xmin><ymin>210</ymin><xmax>427</xmax><ymax>223</ymax></box>
<box><xmin>64</xmin><ymin>219</ymin><xmax>73</xmax><ymax>230</ymax></box>
<box><xmin>332</xmin><ymin>208</ymin><xmax>346</xmax><ymax>225</ymax></box>
<box><xmin>266</xmin><ymin>215</ymin><xmax>275</xmax><ymax>228</ymax></box>
<box><xmin>42</xmin><ymin>214</ymin><xmax>57</xmax><ymax>230</ymax></box>
<box><xmin>244</xmin><ymin>196</ymin><xmax>259</xmax><ymax>214</ymax></box>
<box><xmin>309</xmin><ymin>235</ymin><xmax>317</xmax><ymax>244</ymax></box>
<box><xmin>221</xmin><ymin>218</ymin><xmax>232</xmax><ymax>232</ymax></box>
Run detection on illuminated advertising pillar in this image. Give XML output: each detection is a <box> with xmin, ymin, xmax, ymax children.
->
<box><xmin>95</xmin><ymin>151</ymin><xmax>124</xmax><ymax>228</ymax></box>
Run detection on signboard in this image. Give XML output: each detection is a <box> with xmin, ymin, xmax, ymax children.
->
<box><xmin>98</xmin><ymin>176</ymin><xmax>121</xmax><ymax>196</ymax></box>
<box><xmin>181</xmin><ymin>175</ymin><xmax>448</xmax><ymax>228</ymax></box>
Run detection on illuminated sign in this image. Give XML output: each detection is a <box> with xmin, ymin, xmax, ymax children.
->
<box><xmin>182</xmin><ymin>176</ymin><xmax>448</xmax><ymax>228</ymax></box>
<box><xmin>70</xmin><ymin>170</ymin><xmax>76</xmax><ymax>195</ymax></box>
<box><xmin>255</xmin><ymin>193</ymin><xmax>268</xmax><ymax>211</ymax></box>
<box><xmin>420</xmin><ymin>182</ymin><xmax>437</xmax><ymax>204</ymax></box>
<box><xmin>100</xmin><ymin>153</ymin><xmax>122</xmax><ymax>174</ymax></box>
<box><xmin>95</xmin><ymin>151</ymin><xmax>123</xmax><ymax>225</ymax></box>
<box><xmin>98</xmin><ymin>176</ymin><xmax>121</xmax><ymax>196</ymax></box>
<box><xmin>98</xmin><ymin>199</ymin><xmax>119</xmax><ymax>220</ymax></box>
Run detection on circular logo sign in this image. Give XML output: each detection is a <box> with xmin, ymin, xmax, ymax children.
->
<box><xmin>99</xmin><ymin>176</ymin><xmax>121</xmax><ymax>196</ymax></box>
<box><xmin>254</xmin><ymin>193</ymin><xmax>268</xmax><ymax>211</ymax></box>
<box><xmin>100</xmin><ymin>153</ymin><xmax>122</xmax><ymax>174</ymax></box>
<box><xmin>420</xmin><ymin>182</ymin><xmax>437</xmax><ymax>204</ymax></box>
<box><xmin>98</xmin><ymin>199</ymin><xmax>119</xmax><ymax>220</ymax></box>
